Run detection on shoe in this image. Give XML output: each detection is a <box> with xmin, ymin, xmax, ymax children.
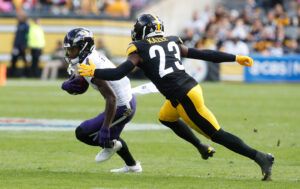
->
<box><xmin>198</xmin><ymin>144</ymin><xmax>215</xmax><ymax>160</ymax></box>
<box><xmin>254</xmin><ymin>152</ymin><xmax>274</xmax><ymax>181</ymax></box>
<box><xmin>95</xmin><ymin>139</ymin><xmax>122</xmax><ymax>163</ymax></box>
<box><xmin>110</xmin><ymin>161</ymin><xmax>142</xmax><ymax>173</ymax></box>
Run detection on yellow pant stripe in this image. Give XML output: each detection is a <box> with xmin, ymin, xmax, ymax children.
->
<box><xmin>158</xmin><ymin>85</ymin><xmax>221</xmax><ymax>138</ymax></box>
<box><xmin>186</xmin><ymin>85</ymin><xmax>221</xmax><ymax>131</ymax></box>
<box><xmin>176</xmin><ymin>104</ymin><xmax>210</xmax><ymax>138</ymax></box>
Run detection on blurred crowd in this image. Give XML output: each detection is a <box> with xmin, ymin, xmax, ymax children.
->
<box><xmin>181</xmin><ymin>0</ymin><xmax>300</xmax><ymax>56</ymax></box>
<box><xmin>0</xmin><ymin>0</ymin><xmax>151</xmax><ymax>18</ymax></box>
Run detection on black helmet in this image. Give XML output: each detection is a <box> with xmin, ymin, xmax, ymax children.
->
<box><xmin>64</xmin><ymin>28</ymin><xmax>94</xmax><ymax>65</ymax></box>
<box><xmin>131</xmin><ymin>14</ymin><xmax>164</xmax><ymax>41</ymax></box>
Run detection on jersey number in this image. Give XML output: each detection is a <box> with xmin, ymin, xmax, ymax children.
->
<box><xmin>149</xmin><ymin>41</ymin><xmax>184</xmax><ymax>78</ymax></box>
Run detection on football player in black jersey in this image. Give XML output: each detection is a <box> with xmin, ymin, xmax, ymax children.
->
<box><xmin>78</xmin><ymin>14</ymin><xmax>274</xmax><ymax>180</ymax></box>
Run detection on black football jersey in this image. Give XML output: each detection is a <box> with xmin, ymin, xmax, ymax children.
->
<box><xmin>126</xmin><ymin>36</ymin><xmax>197</xmax><ymax>100</ymax></box>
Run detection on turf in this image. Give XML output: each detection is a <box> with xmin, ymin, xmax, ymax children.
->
<box><xmin>0</xmin><ymin>79</ymin><xmax>299</xmax><ymax>189</ymax></box>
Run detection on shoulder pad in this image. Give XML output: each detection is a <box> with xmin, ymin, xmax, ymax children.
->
<box><xmin>126</xmin><ymin>43</ymin><xmax>138</xmax><ymax>56</ymax></box>
<box><xmin>168</xmin><ymin>36</ymin><xmax>183</xmax><ymax>45</ymax></box>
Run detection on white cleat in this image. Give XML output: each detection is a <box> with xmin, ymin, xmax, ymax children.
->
<box><xmin>110</xmin><ymin>161</ymin><xmax>142</xmax><ymax>173</ymax></box>
<box><xmin>95</xmin><ymin>139</ymin><xmax>122</xmax><ymax>163</ymax></box>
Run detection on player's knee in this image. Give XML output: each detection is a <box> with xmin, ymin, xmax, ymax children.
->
<box><xmin>159</xmin><ymin>119</ymin><xmax>176</xmax><ymax>129</ymax></box>
<box><xmin>211</xmin><ymin>129</ymin><xmax>226</xmax><ymax>143</ymax></box>
<box><xmin>158</xmin><ymin>112</ymin><xmax>177</xmax><ymax>123</ymax></box>
<box><xmin>75</xmin><ymin>126</ymin><xmax>86</xmax><ymax>142</ymax></box>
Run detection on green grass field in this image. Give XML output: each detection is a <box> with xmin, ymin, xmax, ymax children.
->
<box><xmin>0</xmin><ymin>79</ymin><xmax>300</xmax><ymax>189</ymax></box>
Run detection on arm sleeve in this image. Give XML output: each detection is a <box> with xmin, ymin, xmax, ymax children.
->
<box><xmin>93</xmin><ymin>60</ymin><xmax>135</xmax><ymax>80</ymax></box>
<box><xmin>187</xmin><ymin>48</ymin><xmax>236</xmax><ymax>63</ymax></box>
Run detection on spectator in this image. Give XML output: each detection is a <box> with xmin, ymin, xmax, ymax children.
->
<box><xmin>180</xmin><ymin>27</ymin><xmax>200</xmax><ymax>48</ymax></box>
<box><xmin>283</xmin><ymin>38</ymin><xmax>299</xmax><ymax>54</ymax></box>
<box><xmin>247</xmin><ymin>19</ymin><xmax>264</xmax><ymax>41</ymax></box>
<box><xmin>223</xmin><ymin>37</ymin><xmax>250</xmax><ymax>55</ymax></box>
<box><xmin>185</xmin><ymin>10</ymin><xmax>208</xmax><ymax>34</ymax></box>
<box><xmin>51</xmin><ymin>0</ymin><xmax>70</xmax><ymax>15</ymax></box>
<box><xmin>231</xmin><ymin>18</ymin><xmax>248</xmax><ymax>40</ymax></box>
<box><xmin>39</xmin><ymin>0</ymin><xmax>52</xmax><ymax>13</ymax></box>
<box><xmin>10</xmin><ymin>11</ymin><xmax>30</xmax><ymax>77</ymax></box>
<box><xmin>28</xmin><ymin>18</ymin><xmax>45</xmax><ymax>78</ymax></box>
<box><xmin>130</xmin><ymin>0</ymin><xmax>149</xmax><ymax>16</ymax></box>
<box><xmin>181</xmin><ymin>0</ymin><xmax>299</xmax><ymax>56</ymax></box>
<box><xmin>268</xmin><ymin>40</ymin><xmax>284</xmax><ymax>56</ymax></box>
<box><xmin>80</xmin><ymin>0</ymin><xmax>99</xmax><ymax>15</ymax></box>
<box><xmin>104</xmin><ymin>0</ymin><xmax>130</xmax><ymax>18</ymax></box>
<box><xmin>41</xmin><ymin>40</ymin><xmax>65</xmax><ymax>80</ymax></box>
<box><xmin>12</xmin><ymin>0</ymin><xmax>23</xmax><ymax>13</ymax></box>
<box><xmin>0</xmin><ymin>0</ymin><xmax>13</xmax><ymax>13</ymax></box>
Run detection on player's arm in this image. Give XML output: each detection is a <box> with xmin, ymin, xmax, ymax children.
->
<box><xmin>179</xmin><ymin>44</ymin><xmax>253</xmax><ymax>66</ymax></box>
<box><xmin>92</xmin><ymin>78</ymin><xmax>117</xmax><ymax>128</ymax></box>
<box><xmin>78</xmin><ymin>53</ymin><xmax>140</xmax><ymax>80</ymax></box>
<box><xmin>78</xmin><ymin>42</ymin><xmax>142</xmax><ymax>79</ymax></box>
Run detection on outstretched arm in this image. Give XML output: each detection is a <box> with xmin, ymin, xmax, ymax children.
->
<box><xmin>78</xmin><ymin>53</ymin><xmax>140</xmax><ymax>80</ymax></box>
<box><xmin>180</xmin><ymin>44</ymin><xmax>253</xmax><ymax>66</ymax></box>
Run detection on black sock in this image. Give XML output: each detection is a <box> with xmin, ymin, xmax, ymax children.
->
<box><xmin>160</xmin><ymin>119</ymin><xmax>204</xmax><ymax>150</ymax></box>
<box><xmin>211</xmin><ymin>129</ymin><xmax>257</xmax><ymax>160</ymax></box>
<box><xmin>116</xmin><ymin>138</ymin><xmax>136</xmax><ymax>166</ymax></box>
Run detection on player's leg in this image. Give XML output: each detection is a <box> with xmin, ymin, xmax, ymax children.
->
<box><xmin>75</xmin><ymin>113</ymin><xmax>105</xmax><ymax>146</ymax></box>
<box><xmin>76</xmin><ymin>94</ymin><xmax>135</xmax><ymax>147</ymax></box>
<box><xmin>19</xmin><ymin>47</ymin><xmax>29</xmax><ymax>77</ymax></box>
<box><xmin>10</xmin><ymin>48</ymin><xmax>19</xmax><ymax>77</ymax></box>
<box><xmin>106</xmin><ymin>96</ymin><xmax>137</xmax><ymax>164</ymax></box>
<box><xmin>177</xmin><ymin>84</ymin><xmax>274</xmax><ymax>180</ymax></box>
<box><xmin>111</xmin><ymin>137</ymin><xmax>142</xmax><ymax>173</ymax></box>
<box><xmin>159</xmin><ymin>100</ymin><xmax>215</xmax><ymax>159</ymax></box>
<box><xmin>108</xmin><ymin>96</ymin><xmax>142</xmax><ymax>172</ymax></box>
<box><xmin>30</xmin><ymin>48</ymin><xmax>41</xmax><ymax>77</ymax></box>
<box><xmin>211</xmin><ymin>129</ymin><xmax>274</xmax><ymax>180</ymax></box>
<box><xmin>86</xmin><ymin>103</ymin><xmax>136</xmax><ymax>164</ymax></box>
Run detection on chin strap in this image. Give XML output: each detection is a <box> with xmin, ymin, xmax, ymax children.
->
<box><xmin>70</xmin><ymin>57</ymin><xmax>80</xmax><ymax>65</ymax></box>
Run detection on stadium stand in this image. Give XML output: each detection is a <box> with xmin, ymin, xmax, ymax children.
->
<box><xmin>0</xmin><ymin>0</ymin><xmax>299</xmax><ymax>80</ymax></box>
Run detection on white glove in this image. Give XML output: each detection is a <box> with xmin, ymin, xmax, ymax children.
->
<box><xmin>131</xmin><ymin>82</ymin><xmax>159</xmax><ymax>95</ymax></box>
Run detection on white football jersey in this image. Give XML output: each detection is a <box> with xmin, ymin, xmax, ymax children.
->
<box><xmin>69</xmin><ymin>50</ymin><xmax>132</xmax><ymax>106</ymax></box>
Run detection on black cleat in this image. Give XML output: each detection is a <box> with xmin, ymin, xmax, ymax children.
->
<box><xmin>198</xmin><ymin>144</ymin><xmax>215</xmax><ymax>160</ymax></box>
<box><xmin>254</xmin><ymin>152</ymin><xmax>275</xmax><ymax>181</ymax></box>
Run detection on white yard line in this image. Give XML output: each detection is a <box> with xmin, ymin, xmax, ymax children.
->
<box><xmin>0</xmin><ymin>117</ymin><xmax>166</xmax><ymax>131</ymax></box>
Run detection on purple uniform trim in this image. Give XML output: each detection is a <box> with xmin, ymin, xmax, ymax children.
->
<box><xmin>78</xmin><ymin>95</ymin><xmax>136</xmax><ymax>145</ymax></box>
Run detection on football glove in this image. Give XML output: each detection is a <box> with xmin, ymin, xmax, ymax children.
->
<box><xmin>99</xmin><ymin>127</ymin><xmax>111</xmax><ymax>148</ymax></box>
<box><xmin>236</xmin><ymin>55</ymin><xmax>254</xmax><ymax>67</ymax></box>
<box><xmin>78</xmin><ymin>59</ymin><xmax>96</xmax><ymax>77</ymax></box>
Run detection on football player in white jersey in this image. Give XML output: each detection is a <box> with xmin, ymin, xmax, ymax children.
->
<box><xmin>62</xmin><ymin>28</ymin><xmax>141</xmax><ymax>173</ymax></box>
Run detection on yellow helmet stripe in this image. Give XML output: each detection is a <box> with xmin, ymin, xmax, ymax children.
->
<box><xmin>154</xmin><ymin>16</ymin><xmax>161</xmax><ymax>31</ymax></box>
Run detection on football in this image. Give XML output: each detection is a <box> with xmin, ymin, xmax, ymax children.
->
<box><xmin>61</xmin><ymin>75</ymin><xmax>89</xmax><ymax>95</ymax></box>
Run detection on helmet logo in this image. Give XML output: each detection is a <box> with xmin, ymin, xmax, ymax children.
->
<box><xmin>74</xmin><ymin>30</ymin><xmax>92</xmax><ymax>43</ymax></box>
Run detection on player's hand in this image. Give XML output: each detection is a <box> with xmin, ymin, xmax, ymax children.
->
<box><xmin>236</xmin><ymin>55</ymin><xmax>254</xmax><ymax>67</ymax></box>
<box><xmin>99</xmin><ymin>127</ymin><xmax>111</xmax><ymax>148</ymax></box>
<box><xmin>78</xmin><ymin>59</ymin><xmax>96</xmax><ymax>77</ymax></box>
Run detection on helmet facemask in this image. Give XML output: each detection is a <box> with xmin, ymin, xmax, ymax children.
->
<box><xmin>64</xmin><ymin>45</ymin><xmax>80</xmax><ymax>65</ymax></box>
